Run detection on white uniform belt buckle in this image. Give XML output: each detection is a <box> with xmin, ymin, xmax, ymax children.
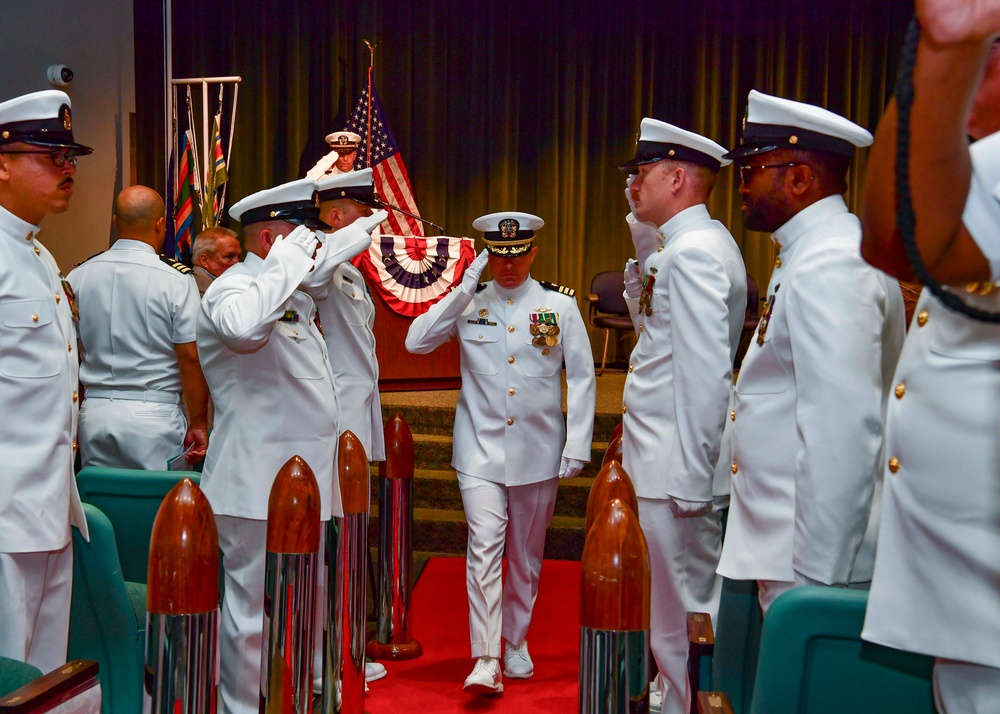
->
<box><xmin>85</xmin><ymin>388</ymin><xmax>180</xmax><ymax>404</ymax></box>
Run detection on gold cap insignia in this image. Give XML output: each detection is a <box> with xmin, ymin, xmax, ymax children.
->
<box><xmin>499</xmin><ymin>218</ymin><xmax>520</xmax><ymax>239</ymax></box>
<box><xmin>61</xmin><ymin>106</ymin><xmax>72</xmax><ymax>131</ymax></box>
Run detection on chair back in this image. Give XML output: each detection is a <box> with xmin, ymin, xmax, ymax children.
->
<box><xmin>711</xmin><ymin>578</ymin><xmax>764</xmax><ymax>714</ymax></box>
<box><xmin>69</xmin><ymin>503</ymin><xmax>145</xmax><ymax>714</ymax></box>
<box><xmin>749</xmin><ymin>587</ymin><xmax>934</xmax><ymax>714</ymax></box>
<box><xmin>76</xmin><ymin>467</ymin><xmax>200</xmax><ymax>584</ymax></box>
<box><xmin>0</xmin><ymin>657</ymin><xmax>43</xmax><ymax>699</ymax></box>
<box><xmin>589</xmin><ymin>271</ymin><xmax>629</xmax><ymax>315</ymax></box>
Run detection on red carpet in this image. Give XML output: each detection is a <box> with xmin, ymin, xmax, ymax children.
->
<box><xmin>364</xmin><ymin>557</ymin><xmax>581</xmax><ymax>713</ymax></box>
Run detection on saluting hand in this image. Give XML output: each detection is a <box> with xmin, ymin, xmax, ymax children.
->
<box><xmin>461</xmin><ymin>249</ymin><xmax>490</xmax><ymax>293</ymax></box>
<box><xmin>275</xmin><ymin>224</ymin><xmax>320</xmax><ymax>259</ymax></box>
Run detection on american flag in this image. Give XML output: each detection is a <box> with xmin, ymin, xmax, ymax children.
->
<box><xmin>344</xmin><ymin>86</ymin><xmax>424</xmax><ymax>237</ymax></box>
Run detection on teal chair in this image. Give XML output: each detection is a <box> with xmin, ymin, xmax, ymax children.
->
<box><xmin>711</xmin><ymin>578</ymin><xmax>763</xmax><ymax>714</ymax></box>
<box><xmin>76</xmin><ymin>467</ymin><xmax>200</xmax><ymax>584</ymax></box>
<box><xmin>0</xmin><ymin>658</ymin><xmax>41</xmax><ymax>699</ymax></box>
<box><xmin>747</xmin><ymin>586</ymin><xmax>934</xmax><ymax>714</ymax></box>
<box><xmin>69</xmin><ymin>504</ymin><xmax>145</xmax><ymax>714</ymax></box>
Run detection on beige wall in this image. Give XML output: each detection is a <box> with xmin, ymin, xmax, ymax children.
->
<box><xmin>0</xmin><ymin>0</ymin><xmax>135</xmax><ymax>271</ymax></box>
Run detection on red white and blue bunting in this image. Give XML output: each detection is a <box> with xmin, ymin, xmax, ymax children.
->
<box><xmin>352</xmin><ymin>232</ymin><xmax>476</xmax><ymax>317</ymax></box>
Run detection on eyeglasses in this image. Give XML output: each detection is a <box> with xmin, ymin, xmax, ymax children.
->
<box><xmin>738</xmin><ymin>163</ymin><xmax>804</xmax><ymax>185</ymax></box>
<box><xmin>0</xmin><ymin>150</ymin><xmax>78</xmax><ymax>167</ymax></box>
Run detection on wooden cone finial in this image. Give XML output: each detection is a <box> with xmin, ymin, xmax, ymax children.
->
<box><xmin>580</xmin><ymin>498</ymin><xmax>650</xmax><ymax>631</ymax></box>
<box><xmin>147</xmin><ymin>478</ymin><xmax>219</xmax><ymax>615</ymax></box>
<box><xmin>266</xmin><ymin>455</ymin><xmax>321</xmax><ymax>554</ymax></box>
<box><xmin>381</xmin><ymin>414</ymin><xmax>414</xmax><ymax>480</ymax></box>
<box><xmin>601</xmin><ymin>432</ymin><xmax>623</xmax><ymax>467</ymax></box>
<box><xmin>585</xmin><ymin>460</ymin><xmax>639</xmax><ymax>533</ymax></box>
<box><xmin>339</xmin><ymin>430</ymin><xmax>370</xmax><ymax>514</ymax></box>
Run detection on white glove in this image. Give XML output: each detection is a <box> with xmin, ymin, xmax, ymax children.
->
<box><xmin>274</xmin><ymin>224</ymin><xmax>319</xmax><ymax>259</ymax></box>
<box><xmin>558</xmin><ymin>457</ymin><xmax>587</xmax><ymax>479</ymax></box>
<box><xmin>624</xmin><ymin>258</ymin><xmax>643</xmax><ymax>299</ymax></box>
<box><xmin>667</xmin><ymin>496</ymin><xmax>713</xmax><ymax>519</ymax></box>
<box><xmin>355</xmin><ymin>209</ymin><xmax>389</xmax><ymax>236</ymax></box>
<box><xmin>460</xmin><ymin>249</ymin><xmax>490</xmax><ymax>293</ymax></box>
<box><xmin>625</xmin><ymin>174</ymin><xmax>639</xmax><ymax>216</ymax></box>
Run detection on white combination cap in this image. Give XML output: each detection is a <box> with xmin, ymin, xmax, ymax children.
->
<box><xmin>316</xmin><ymin>168</ymin><xmax>379</xmax><ymax>207</ymax></box>
<box><xmin>473</xmin><ymin>212</ymin><xmax>544</xmax><ymax>257</ymax></box>
<box><xmin>0</xmin><ymin>89</ymin><xmax>93</xmax><ymax>155</ymax></box>
<box><xmin>229</xmin><ymin>177</ymin><xmax>330</xmax><ymax>230</ymax></box>
<box><xmin>324</xmin><ymin>130</ymin><xmax>362</xmax><ymax>152</ymax></box>
<box><xmin>620</xmin><ymin>118</ymin><xmax>730</xmax><ymax>174</ymax></box>
<box><xmin>726</xmin><ymin>89</ymin><xmax>873</xmax><ymax>160</ymax></box>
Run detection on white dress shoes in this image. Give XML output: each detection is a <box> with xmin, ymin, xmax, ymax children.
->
<box><xmin>365</xmin><ymin>661</ymin><xmax>387</xmax><ymax>683</ymax></box>
<box><xmin>503</xmin><ymin>639</ymin><xmax>534</xmax><ymax>679</ymax></box>
<box><xmin>463</xmin><ymin>656</ymin><xmax>504</xmax><ymax>695</ymax></box>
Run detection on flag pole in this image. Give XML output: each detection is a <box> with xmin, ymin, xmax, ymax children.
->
<box><xmin>363</xmin><ymin>38</ymin><xmax>381</xmax><ymax>169</ymax></box>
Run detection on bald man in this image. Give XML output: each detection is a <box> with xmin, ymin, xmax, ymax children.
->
<box><xmin>68</xmin><ymin>185</ymin><xmax>208</xmax><ymax>470</ymax></box>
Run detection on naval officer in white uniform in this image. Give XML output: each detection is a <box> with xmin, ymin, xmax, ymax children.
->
<box><xmin>860</xmin><ymin>12</ymin><xmax>1000</xmax><ymax>712</ymax></box>
<box><xmin>314</xmin><ymin>169</ymin><xmax>385</xmax><ymax>464</ymax></box>
<box><xmin>716</xmin><ymin>91</ymin><xmax>906</xmax><ymax>613</ymax></box>
<box><xmin>197</xmin><ymin>177</ymin><xmax>383</xmax><ymax>712</ymax></box>
<box><xmin>406</xmin><ymin>213</ymin><xmax>596</xmax><ymax>695</ymax></box>
<box><xmin>69</xmin><ymin>185</ymin><xmax>209</xmax><ymax>470</ymax></box>
<box><xmin>618</xmin><ymin>119</ymin><xmax>747</xmax><ymax>714</ymax></box>
<box><xmin>306</xmin><ymin>131</ymin><xmax>361</xmax><ymax>180</ymax></box>
<box><xmin>310</xmin><ymin>168</ymin><xmax>388</xmax><ymax>686</ymax></box>
<box><xmin>0</xmin><ymin>89</ymin><xmax>91</xmax><ymax>671</ymax></box>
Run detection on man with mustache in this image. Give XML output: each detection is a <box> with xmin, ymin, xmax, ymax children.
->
<box><xmin>716</xmin><ymin>92</ymin><xmax>905</xmax><ymax>614</ymax></box>
<box><xmin>0</xmin><ymin>89</ymin><xmax>92</xmax><ymax>670</ymax></box>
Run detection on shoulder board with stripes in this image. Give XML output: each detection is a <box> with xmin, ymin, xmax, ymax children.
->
<box><xmin>476</xmin><ymin>282</ymin><xmax>488</xmax><ymax>293</ymax></box>
<box><xmin>159</xmin><ymin>255</ymin><xmax>193</xmax><ymax>274</ymax></box>
<box><xmin>539</xmin><ymin>280</ymin><xmax>575</xmax><ymax>297</ymax></box>
<box><xmin>74</xmin><ymin>250</ymin><xmax>105</xmax><ymax>267</ymax></box>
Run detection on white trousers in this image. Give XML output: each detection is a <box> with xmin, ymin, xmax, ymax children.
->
<box><xmin>0</xmin><ymin>543</ymin><xmax>73</xmax><ymax>671</ymax></box>
<box><xmin>934</xmin><ymin>658</ymin><xmax>1000</xmax><ymax>713</ymax></box>
<box><xmin>457</xmin><ymin>473</ymin><xmax>558</xmax><ymax>659</ymax></box>
<box><xmin>637</xmin><ymin>497</ymin><xmax>724</xmax><ymax>714</ymax></box>
<box><xmin>79</xmin><ymin>397</ymin><xmax>186</xmax><ymax>470</ymax></box>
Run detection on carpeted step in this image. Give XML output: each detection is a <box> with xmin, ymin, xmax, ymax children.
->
<box><xmin>412</xmin><ymin>434</ymin><xmax>616</xmax><ymax>474</ymax></box>
<box><xmin>382</xmin><ymin>404</ymin><xmax>622</xmax><ymax>443</ymax></box>
<box><xmin>367</xmin><ymin>508</ymin><xmax>586</xmax><ymax>561</ymax></box>
<box><xmin>370</xmin><ymin>469</ymin><xmax>596</xmax><ymax>519</ymax></box>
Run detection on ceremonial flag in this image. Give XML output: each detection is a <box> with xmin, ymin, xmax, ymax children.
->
<box><xmin>204</xmin><ymin>114</ymin><xmax>229</xmax><ymax>228</ymax></box>
<box><xmin>344</xmin><ymin>86</ymin><xmax>424</xmax><ymax>237</ymax></box>
<box><xmin>174</xmin><ymin>131</ymin><xmax>196</xmax><ymax>265</ymax></box>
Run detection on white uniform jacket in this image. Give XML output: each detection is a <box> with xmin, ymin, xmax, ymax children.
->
<box><xmin>68</xmin><ymin>240</ymin><xmax>201</xmax><ymax>393</ymax></box>
<box><xmin>621</xmin><ymin>204</ymin><xmax>747</xmax><ymax>502</ymax></box>
<box><xmin>0</xmin><ymin>205</ymin><xmax>87</xmax><ymax>551</ymax></box>
<box><xmin>717</xmin><ymin>196</ymin><xmax>905</xmax><ymax>586</ymax></box>
<box><xmin>197</xmin><ymin>247</ymin><xmax>340</xmax><ymax>521</ymax></box>
<box><xmin>863</xmin><ymin>132</ymin><xmax>1000</xmax><ymax>668</ymax></box>
<box><xmin>406</xmin><ymin>276</ymin><xmax>596</xmax><ymax>485</ymax></box>
<box><xmin>313</xmin><ymin>261</ymin><xmax>384</xmax><ymax>462</ymax></box>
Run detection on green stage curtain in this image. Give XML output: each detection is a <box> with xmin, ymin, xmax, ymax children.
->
<box><xmin>137</xmin><ymin>0</ymin><xmax>911</xmax><ymax>337</ymax></box>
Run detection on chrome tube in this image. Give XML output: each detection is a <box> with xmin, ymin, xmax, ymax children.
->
<box><xmin>145</xmin><ymin>611</ymin><xmax>219</xmax><ymax>713</ymax></box>
<box><xmin>370</xmin><ymin>477</ymin><xmax>422</xmax><ymax>659</ymax></box>
<box><xmin>578</xmin><ymin>628</ymin><xmax>650</xmax><ymax>714</ymax></box>
<box><xmin>337</xmin><ymin>511</ymin><xmax>369</xmax><ymax>712</ymax></box>
<box><xmin>319</xmin><ymin>517</ymin><xmax>342</xmax><ymax>713</ymax></box>
<box><xmin>260</xmin><ymin>551</ymin><xmax>317</xmax><ymax>713</ymax></box>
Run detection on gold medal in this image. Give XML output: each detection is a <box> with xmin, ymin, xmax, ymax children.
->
<box><xmin>549</xmin><ymin>325</ymin><xmax>560</xmax><ymax>336</ymax></box>
<box><xmin>545</xmin><ymin>335</ymin><xmax>558</xmax><ymax>346</ymax></box>
<box><xmin>479</xmin><ymin>308</ymin><xmax>490</xmax><ymax>318</ymax></box>
<box><xmin>539</xmin><ymin>324</ymin><xmax>549</xmax><ymax>335</ymax></box>
<box><xmin>532</xmin><ymin>337</ymin><xmax>545</xmax><ymax>347</ymax></box>
<box><xmin>530</xmin><ymin>324</ymin><xmax>540</xmax><ymax>336</ymax></box>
